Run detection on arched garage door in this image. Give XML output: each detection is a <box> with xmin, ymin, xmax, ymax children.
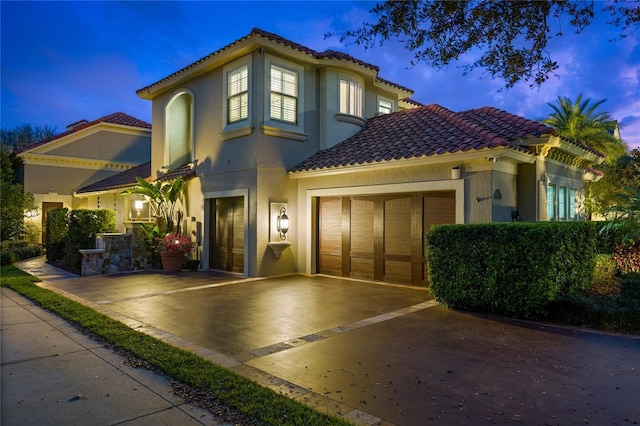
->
<box><xmin>318</xmin><ymin>191</ymin><xmax>455</xmax><ymax>286</ymax></box>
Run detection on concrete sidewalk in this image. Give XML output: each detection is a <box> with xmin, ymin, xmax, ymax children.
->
<box><xmin>1</xmin><ymin>275</ymin><xmax>232</xmax><ymax>425</ymax></box>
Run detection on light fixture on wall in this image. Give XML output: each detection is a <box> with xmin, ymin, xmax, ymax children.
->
<box><xmin>134</xmin><ymin>199</ymin><xmax>144</xmax><ymax>221</ymax></box>
<box><xmin>277</xmin><ymin>206</ymin><xmax>289</xmax><ymax>240</ymax></box>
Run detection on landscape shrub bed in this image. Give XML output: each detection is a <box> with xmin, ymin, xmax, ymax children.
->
<box><xmin>0</xmin><ymin>240</ymin><xmax>43</xmax><ymax>265</ymax></box>
<box><xmin>426</xmin><ymin>222</ymin><xmax>597</xmax><ymax>319</ymax></box>
<box><xmin>57</xmin><ymin>209</ymin><xmax>116</xmax><ymax>272</ymax></box>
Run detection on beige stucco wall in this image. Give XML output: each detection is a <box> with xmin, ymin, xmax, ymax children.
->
<box><xmin>47</xmin><ymin>130</ymin><xmax>150</xmax><ymax>163</ymax></box>
<box><xmin>22</xmin><ymin>164</ymin><xmax>124</xmax><ymax>195</ymax></box>
<box><xmin>148</xmin><ymin>49</ymin><xmax>410</xmax><ymax>277</ymax></box>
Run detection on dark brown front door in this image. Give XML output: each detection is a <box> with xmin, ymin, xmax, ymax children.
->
<box><xmin>318</xmin><ymin>191</ymin><xmax>455</xmax><ymax>286</ymax></box>
<box><xmin>210</xmin><ymin>197</ymin><xmax>244</xmax><ymax>273</ymax></box>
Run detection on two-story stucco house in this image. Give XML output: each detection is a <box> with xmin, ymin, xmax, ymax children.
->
<box><xmin>131</xmin><ymin>28</ymin><xmax>603</xmax><ymax>286</ymax></box>
<box><xmin>15</xmin><ymin>112</ymin><xmax>151</xmax><ymax>243</ymax></box>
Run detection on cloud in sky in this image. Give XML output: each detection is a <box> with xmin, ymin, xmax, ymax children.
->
<box><xmin>1</xmin><ymin>1</ymin><xmax>638</xmax><ymax>148</ymax></box>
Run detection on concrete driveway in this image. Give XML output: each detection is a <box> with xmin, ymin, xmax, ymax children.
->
<box><xmin>27</xmin><ymin>268</ymin><xmax>640</xmax><ymax>425</ymax></box>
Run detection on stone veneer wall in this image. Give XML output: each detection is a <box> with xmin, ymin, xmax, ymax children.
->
<box><xmin>80</xmin><ymin>233</ymin><xmax>134</xmax><ymax>276</ymax></box>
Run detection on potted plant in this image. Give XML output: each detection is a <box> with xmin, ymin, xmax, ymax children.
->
<box><xmin>122</xmin><ymin>177</ymin><xmax>186</xmax><ymax>269</ymax></box>
<box><xmin>155</xmin><ymin>232</ymin><xmax>192</xmax><ymax>272</ymax></box>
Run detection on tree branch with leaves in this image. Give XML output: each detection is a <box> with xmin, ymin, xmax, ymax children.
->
<box><xmin>333</xmin><ymin>0</ymin><xmax>639</xmax><ymax>88</ymax></box>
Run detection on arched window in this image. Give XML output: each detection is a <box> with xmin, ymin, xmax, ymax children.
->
<box><xmin>165</xmin><ymin>91</ymin><xmax>193</xmax><ymax>169</ymax></box>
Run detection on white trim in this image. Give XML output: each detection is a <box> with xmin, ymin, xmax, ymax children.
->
<box><xmin>290</xmin><ymin>148</ymin><xmax>534</xmax><ymax>179</ymax></box>
<box><xmin>220</xmin><ymin>125</ymin><xmax>254</xmax><ymax>141</ymax></box>
<box><xmin>21</xmin><ymin>124</ymin><xmax>151</xmax><ymax>155</ymax></box>
<box><xmin>202</xmin><ymin>188</ymin><xmax>249</xmax><ymax>276</ymax></box>
<box><xmin>300</xmin><ymin>179</ymin><xmax>465</xmax><ymax>274</ymax></box>
<box><xmin>335</xmin><ymin>113</ymin><xmax>366</xmax><ymax>127</ymax></box>
<box><xmin>338</xmin><ymin>72</ymin><xmax>364</xmax><ymax>118</ymax></box>
<box><xmin>376</xmin><ymin>95</ymin><xmax>394</xmax><ymax>115</ymax></box>
<box><xmin>137</xmin><ymin>36</ymin><xmax>413</xmax><ymax>100</ymax></box>
<box><xmin>164</xmin><ymin>89</ymin><xmax>195</xmax><ymax>169</ymax></box>
<box><xmin>261</xmin><ymin>125</ymin><xmax>308</xmax><ymax>141</ymax></box>
<box><xmin>20</xmin><ymin>154</ymin><xmax>138</xmax><ymax>171</ymax></box>
<box><xmin>264</xmin><ymin>54</ymin><xmax>305</xmax><ymax>135</ymax></box>
<box><xmin>222</xmin><ymin>55</ymin><xmax>253</xmax><ymax>136</ymax></box>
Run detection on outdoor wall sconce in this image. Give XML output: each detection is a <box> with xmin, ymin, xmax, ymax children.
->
<box><xmin>277</xmin><ymin>206</ymin><xmax>289</xmax><ymax>240</ymax></box>
<box><xmin>451</xmin><ymin>166</ymin><xmax>461</xmax><ymax>180</ymax></box>
<box><xmin>134</xmin><ymin>199</ymin><xmax>144</xmax><ymax>221</ymax></box>
<box><xmin>268</xmin><ymin>202</ymin><xmax>291</xmax><ymax>259</ymax></box>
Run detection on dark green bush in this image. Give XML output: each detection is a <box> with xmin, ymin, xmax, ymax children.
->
<box><xmin>0</xmin><ymin>240</ymin><xmax>43</xmax><ymax>265</ymax></box>
<box><xmin>620</xmin><ymin>273</ymin><xmax>640</xmax><ymax>300</ymax></box>
<box><xmin>548</xmin><ymin>294</ymin><xmax>640</xmax><ymax>335</ymax></box>
<box><xmin>426</xmin><ymin>222</ymin><xmax>597</xmax><ymax>319</ymax></box>
<box><xmin>62</xmin><ymin>209</ymin><xmax>116</xmax><ymax>271</ymax></box>
<box><xmin>46</xmin><ymin>207</ymin><xmax>68</xmax><ymax>262</ymax></box>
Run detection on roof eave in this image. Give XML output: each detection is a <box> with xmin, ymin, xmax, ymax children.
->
<box><xmin>289</xmin><ymin>147</ymin><xmax>534</xmax><ymax>179</ymax></box>
<box><xmin>137</xmin><ymin>31</ymin><xmax>411</xmax><ymax>100</ymax></box>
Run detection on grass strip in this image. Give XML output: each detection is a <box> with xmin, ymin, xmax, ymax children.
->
<box><xmin>1</xmin><ymin>265</ymin><xmax>352</xmax><ymax>426</ymax></box>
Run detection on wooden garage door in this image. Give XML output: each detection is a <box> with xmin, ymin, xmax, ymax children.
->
<box><xmin>318</xmin><ymin>191</ymin><xmax>455</xmax><ymax>286</ymax></box>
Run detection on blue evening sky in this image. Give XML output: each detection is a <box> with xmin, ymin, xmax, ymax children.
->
<box><xmin>2</xmin><ymin>1</ymin><xmax>639</xmax><ymax>148</ymax></box>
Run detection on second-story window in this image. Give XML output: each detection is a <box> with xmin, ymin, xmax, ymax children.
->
<box><xmin>270</xmin><ymin>65</ymin><xmax>297</xmax><ymax>123</ymax></box>
<box><xmin>339</xmin><ymin>79</ymin><xmax>363</xmax><ymax>117</ymax></box>
<box><xmin>378</xmin><ymin>98</ymin><xmax>393</xmax><ymax>115</ymax></box>
<box><xmin>228</xmin><ymin>65</ymin><xmax>248</xmax><ymax>123</ymax></box>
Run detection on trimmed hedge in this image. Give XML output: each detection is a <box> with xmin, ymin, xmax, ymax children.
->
<box><xmin>45</xmin><ymin>207</ymin><xmax>68</xmax><ymax>262</ymax></box>
<box><xmin>62</xmin><ymin>209</ymin><xmax>116</xmax><ymax>271</ymax></box>
<box><xmin>426</xmin><ymin>222</ymin><xmax>597</xmax><ymax>319</ymax></box>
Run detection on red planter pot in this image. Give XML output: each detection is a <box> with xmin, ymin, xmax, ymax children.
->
<box><xmin>160</xmin><ymin>253</ymin><xmax>184</xmax><ymax>273</ymax></box>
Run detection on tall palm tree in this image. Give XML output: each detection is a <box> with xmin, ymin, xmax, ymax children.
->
<box><xmin>542</xmin><ymin>93</ymin><xmax>628</xmax><ymax>162</ymax></box>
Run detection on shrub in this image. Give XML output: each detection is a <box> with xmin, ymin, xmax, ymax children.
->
<box><xmin>612</xmin><ymin>241</ymin><xmax>640</xmax><ymax>274</ymax></box>
<box><xmin>46</xmin><ymin>207</ymin><xmax>68</xmax><ymax>262</ymax></box>
<box><xmin>62</xmin><ymin>209</ymin><xmax>116</xmax><ymax>271</ymax></box>
<box><xmin>426</xmin><ymin>222</ymin><xmax>597</xmax><ymax>319</ymax></box>
<box><xmin>620</xmin><ymin>273</ymin><xmax>640</xmax><ymax>300</ymax></box>
<box><xmin>0</xmin><ymin>240</ymin><xmax>43</xmax><ymax>265</ymax></box>
<box><xmin>588</xmin><ymin>254</ymin><xmax>620</xmax><ymax>296</ymax></box>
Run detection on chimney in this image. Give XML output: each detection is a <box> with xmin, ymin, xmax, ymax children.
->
<box><xmin>66</xmin><ymin>119</ymin><xmax>89</xmax><ymax>131</ymax></box>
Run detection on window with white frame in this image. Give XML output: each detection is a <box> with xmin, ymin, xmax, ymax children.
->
<box><xmin>546</xmin><ymin>184</ymin><xmax>556</xmax><ymax>220</ymax></box>
<box><xmin>270</xmin><ymin>65</ymin><xmax>297</xmax><ymax>123</ymax></box>
<box><xmin>165</xmin><ymin>91</ymin><xmax>193</xmax><ymax>170</ymax></box>
<box><xmin>377</xmin><ymin>98</ymin><xmax>393</xmax><ymax>115</ymax></box>
<box><xmin>558</xmin><ymin>186</ymin><xmax>567</xmax><ymax>220</ymax></box>
<box><xmin>339</xmin><ymin>79</ymin><xmax>363</xmax><ymax>117</ymax></box>
<box><xmin>227</xmin><ymin>65</ymin><xmax>248</xmax><ymax>123</ymax></box>
<box><xmin>569</xmin><ymin>188</ymin><xmax>577</xmax><ymax>220</ymax></box>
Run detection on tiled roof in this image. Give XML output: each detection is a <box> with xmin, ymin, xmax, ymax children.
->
<box><xmin>157</xmin><ymin>163</ymin><xmax>196</xmax><ymax>182</ymax></box>
<box><xmin>75</xmin><ymin>161</ymin><xmax>196</xmax><ymax>195</ymax></box>
<box><xmin>75</xmin><ymin>162</ymin><xmax>151</xmax><ymax>194</ymax></box>
<box><xmin>16</xmin><ymin>112</ymin><xmax>151</xmax><ymax>154</ymax></box>
<box><xmin>291</xmin><ymin>104</ymin><xmax>608</xmax><ymax>173</ymax></box>
<box><xmin>137</xmin><ymin>28</ymin><xmax>413</xmax><ymax>96</ymax></box>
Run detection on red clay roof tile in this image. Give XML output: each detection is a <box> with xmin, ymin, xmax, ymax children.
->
<box><xmin>290</xmin><ymin>105</ymin><xmax>565</xmax><ymax>173</ymax></box>
<box><xmin>16</xmin><ymin>112</ymin><xmax>151</xmax><ymax>154</ymax></box>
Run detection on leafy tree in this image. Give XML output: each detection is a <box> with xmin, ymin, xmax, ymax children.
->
<box><xmin>1</xmin><ymin>150</ymin><xmax>37</xmax><ymax>241</ymax></box>
<box><xmin>542</xmin><ymin>93</ymin><xmax>628</xmax><ymax>162</ymax></box>
<box><xmin>1</xmin><ymin>124</ymin><xmax>57</xmax><ymax>154</ymax></box>
<box><xmin>121</xmin><ymin>176</ymin><xmax>185</xmax><ymax>235</ymax></box>
<box><xmin>589</xmin><ymin>150</ymin><xmax>640</xmax><ymax>219</ymax></box>
<box><xmin>336</xmin><ymin>1</ymin><xmax>640</xmax><ymax>88</ymax></box>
